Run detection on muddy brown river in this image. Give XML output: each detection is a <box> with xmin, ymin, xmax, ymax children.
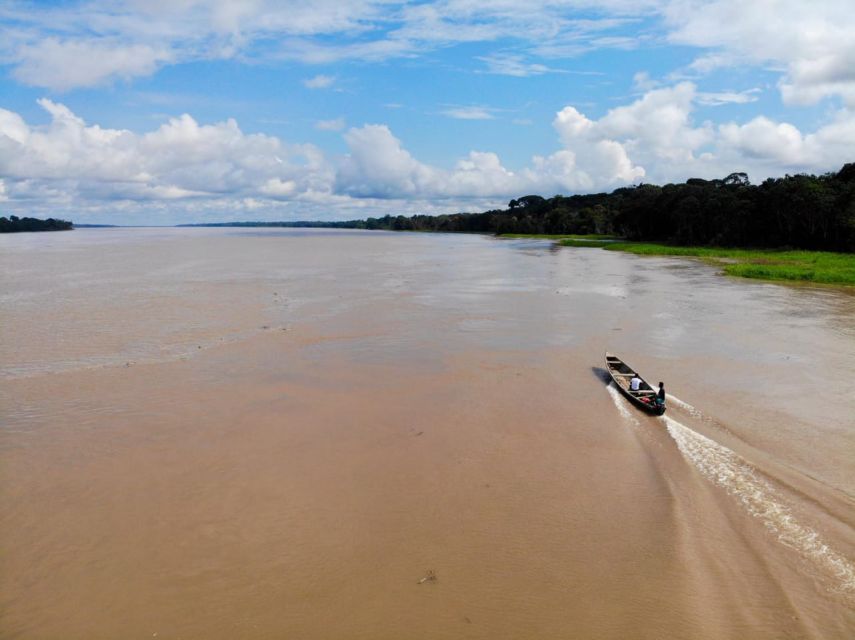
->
<box><xmin>1</xmin><ymin>228</ymin><xmax>853</xmax><ymax>638</ymax></box>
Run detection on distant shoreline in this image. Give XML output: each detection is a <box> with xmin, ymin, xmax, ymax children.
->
<box><xmin>0</xmin><ymin>216</ymin><xmax>73</xmax><ymax>233</ymax></box>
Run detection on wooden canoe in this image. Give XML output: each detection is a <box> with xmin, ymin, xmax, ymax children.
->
<box><xmin>605</xmin><ymin>351</ymin><xmax>665</xmax><ymax>416</ymax></box>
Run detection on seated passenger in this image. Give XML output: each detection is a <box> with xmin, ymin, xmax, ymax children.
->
<box><xmin>629</xmin><ymin>374</ymin><xmax>642</xmax><ymax>392</ymax></box>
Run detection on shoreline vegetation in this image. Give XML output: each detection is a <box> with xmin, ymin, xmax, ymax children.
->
<box><xmin>602</xmin><ymin>244</ymin><xmax>855</xmax><ymax>286</ymax></box>
<box><xmin>498</xmin><ymin>234</ymin><xmax>855</xmax><ymax>286</ymax></box>
<box><xmin>181</xmin><ymin>162</ymin><xmax>855</xmax><ymax>253</ymax></box>
<box><xmin>0</xmin><ymin>215</ymin><xmax>73</xmax><ymax>233</ymax></box>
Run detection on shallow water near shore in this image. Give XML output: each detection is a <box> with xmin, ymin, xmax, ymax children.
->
<box><xmin>1</xmin><ymin>228</ymin><xmax>854</xmax><ymax>638</ymax></box>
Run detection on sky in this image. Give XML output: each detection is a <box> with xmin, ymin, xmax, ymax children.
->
<box><xmin>1</xmin><ymin>1</ymin><xmax>854</xmax><ymax>225</ymax></box>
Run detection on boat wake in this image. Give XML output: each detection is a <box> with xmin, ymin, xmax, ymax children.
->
<box><xmin>606</xmin><ymin>382</ymin><xmax>639</xmax><ymax>426</ymax></box>
<box><xmin>664</xmin><ymin>415</ymin><xmax>855</xmax><ymax>597</ymax></box>
<box><xmin>606</xmin><ymin>385</ymin><xmax>855</xmax><ymax>596</ymax></box>
<box><xmin>665</xmin><ymin>393</ymin><xmax>704</xmax><ymax>419</ymax></box>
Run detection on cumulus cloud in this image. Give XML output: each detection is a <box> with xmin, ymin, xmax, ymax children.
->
<box><xmin>337</xmin><ymin>124</ymin><xmax>438</xmax><ymax>198</ymax></box>
<box><xmin>2</xmin><ymin>91</ymin><xmax>855</xmax><ymax>221</ymax></box>
<box><xmin>617</xmin><ymin>84</ymin><xmax>709</xmax><ymax>152</ymax></box>
<box><xmin>545</xmin><ymin>82</ymin><xmax>855</xmax><ymax>182</ymax></box>
<box><xmin>0</xmin><ymin>98</ymin><xmax>332</xmax><ymax>207</ymax></box>
<box><xmin>545</xmin><ymin>106</ymin><xmax>645</xmax><ymax>189</ymax></box>
<box><xmin>336</xmin><ymin>126</ymin><xmax>524</xmax><ymax>198</ymax></box>
<box><xmin>718</xmin><ymin>117</ymin><xmax>805</xmax><ymax>165</ymax></box>
<box><xmin>664</xmin><ymin>0</ymin><xmax>855</xmax><ymax>106</ymax></box>
<box><xmin>717</xmin><ymin>109</ymin><xmax>855</xmax><ymax>170</ymax></box>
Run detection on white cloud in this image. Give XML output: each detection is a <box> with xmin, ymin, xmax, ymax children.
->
<box><xmin>4</xmin><ymin>0</ymin><xmax>851</xmax><ymax>113</ymax></box>
<box><xmin>0</xmin><ymin>0</ymin><xmax>849</xmax><ymax>129</ymax></box>
<box><xmin>260</xmin><ymin>178</ymin><xmax>298</xmax><ymax>198</ymax></box>
<box><xmin>478</xmin><ymin>53</ymin><xmax>556</xmax><ymax>77</ymax></box>
<box><xmin>544</xmin><ymin>107</ymin><xmax>645</xmax><ymax>190</ymax></box>
<box><xmin>303</xmin><ymin>74</ymin><xmax>336</xmax><ymax>89</ymax></box>
<box><xmin>2</xmin><ymin>91</ymin><xmax>855</xmax><ymax>222</ymax></box>
<box><xmin>337</xmin><ymin>124</ymin><xmax>438</xmax><ymax>198</ymax></box>
<box><xmin>717</xmin><ymin>109</ymin><xmax>855</xmax><ymax>170</ymax></box>
<box><xmin>718</xmin><ymin>117</ymin><xmax>805</xmax><ymax>165</ymax></box>
<box><xmin>696</xmin><ymin>89</ymin><xmax>760</xmax><ymax>106</ymax></box>
<box><xmin>543</xmin><ymin>82</ymin><xmax>855</xmax><ymax>183</ymax></box>
<box><xmin>632</xmin><ymin>71</ymin><xmax>658</xmax><ymax>92</ymax></box>
<box><xmin>12</xmin><ymin>39</ymin><xmax>172</xmax><ymax>91</ymax></box>
<box><xmin>315</xmin><ymin>117</ymin><xmax>346</xmax><ymax>131</ymax></box>
<box><xmin>447</xmin><ymin>151</ymin><xmax>518</xmax><ymax>195</ymax></box>
<box><xmin>595</xmin><ymin>82</ymin><xmax>714</xmax><ymax>166</ymax></box>
<box><xmin>441</xmin><ymin>106</ymin><xmax>495</xmax><ymax>120</ymax></box>
<box><xmin>664</xmin><ymin>0</ymin><xmax>855</xmax><ymax>106</ymax></box>
<box><xmin>0</xmin><ymin>99</ymin><xmax>332</xmax><ymax>207</ymax></box>
<box><xmin>0</xmin><ymin>1</ymin><xmax>656</xmax><ymax>90</ymax></box>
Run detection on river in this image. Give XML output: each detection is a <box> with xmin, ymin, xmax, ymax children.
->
<box><xmin>1</xmin><ymin>227</ymin><xmax>853</xmax><ymax>638</ymax></box>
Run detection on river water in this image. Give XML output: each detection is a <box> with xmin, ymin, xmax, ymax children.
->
<box><xmin>1</xmin><ymin>228</ymin><xmax>853</xmax><ymax>638</ymax></box>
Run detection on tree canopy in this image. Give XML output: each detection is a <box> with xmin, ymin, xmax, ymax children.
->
<box><xmin>0</xmin><ymin>215</ymin><xmax>73</xmax><ymax>233</ymax></box>
<box><xmin>334</xmin><ymin>163</ymin><xmax>855</xmax><ymax>252</ymax></box>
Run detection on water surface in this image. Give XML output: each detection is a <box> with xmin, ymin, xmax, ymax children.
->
<box><xmin>1</xmin><ymin>228</ymin><xmax>853</xmax><ymax>638</ymax></box>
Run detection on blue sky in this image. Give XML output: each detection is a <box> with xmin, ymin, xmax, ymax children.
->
<box><xmin>1</xmin><ymin>1</ymin><xmax>853</xmax><ymax>224</ymax></box>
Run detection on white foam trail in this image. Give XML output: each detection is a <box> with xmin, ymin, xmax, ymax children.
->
<box><xmin>606</xmin><ymin>381</ymin><xmax>639</xmax><ymax>426</ymax></box>
<box><xmin>663</xmin><ymin>415</ymin><xmax>855</xmax><ymax>596</ymax></box>
<box><xmin>666</xmin><ymin>393</ymin><xmax>704</xmax><ymax>419</ymax></box>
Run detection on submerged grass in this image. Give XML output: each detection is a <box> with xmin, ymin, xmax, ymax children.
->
<box><xmin>499</xmin><ymin>234</ymin><xmax>855</xmax><ymax>285</ymax></box>
<box><xmin>499</xmin><ymin>233</ymin><xmax>619</xmax><ymax>240</ymax></box>
<box><xmin>596</xmin><ymin>243</ymin><xmax>855</xmax><ymax>286</ymax></box>
<box><xmin>559</xmin><ymin>238</ymin><xmax>619</xmax><ymax>248</ymax></box>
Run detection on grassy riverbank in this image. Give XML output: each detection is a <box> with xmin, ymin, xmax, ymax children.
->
<box><xmin>499</xmin><ymin>234</ymin><xmax>855</xmax><ymax>286</ymax></box>
<box><xmin>599</xmin><ymin>244</ymin><xmax>855</xmax><ymax>285</ymax></box>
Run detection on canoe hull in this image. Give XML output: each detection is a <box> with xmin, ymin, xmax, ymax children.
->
<box><xmin>604</xmin><ymin>352</ymin><xmax>666</xmax><ymax>416</ymax></box>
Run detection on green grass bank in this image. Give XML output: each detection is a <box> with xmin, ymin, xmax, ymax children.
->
<box><xmin>499</xmin><ymin>234</ymin><xmax>855</xmax><ymax>286</ymax></box>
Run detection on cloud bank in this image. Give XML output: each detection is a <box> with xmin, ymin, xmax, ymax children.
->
<box><xmin>2</xmin><ymin>85</ymin><xmax>853</xmax><ymax>222</ymax></box>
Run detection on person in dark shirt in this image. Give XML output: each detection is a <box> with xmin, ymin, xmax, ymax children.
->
<box><xmin>655</xmin><ymin>382</ymin><xmax>666</xmax><ymax>408</ymax></box>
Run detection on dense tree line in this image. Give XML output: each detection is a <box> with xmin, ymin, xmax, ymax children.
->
<box><xmin>0</xmin><ymin>215</ymin><xmax>73</xmax><ymax>233</ymax></box>
<box><xmin>357</xmin><ymin>163</ymin><xmax>855</xmax><ymax>251</ymax></box>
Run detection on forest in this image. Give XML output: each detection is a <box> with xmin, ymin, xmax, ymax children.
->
<box><xmin>0</xmin><ymin>215</ymin><xmax>73</xmax><ymax>233</ymax></box>
<box><xmin>346</xmin><ymin>163</ymin><xmax>855</xmax><ymax>252</ymax></box>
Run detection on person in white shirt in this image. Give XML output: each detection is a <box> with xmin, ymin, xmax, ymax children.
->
<box><xmin>630</xmin><ymin>374</ymin><xmax>642</xmax><ymax>392</ymax></box>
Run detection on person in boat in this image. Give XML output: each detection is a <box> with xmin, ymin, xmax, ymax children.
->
<box><xmin>655</xmin><ymin>382</ymin><xmax>666</xmax><ymax>408</ymax></box>
<box><xmin>629</xmin><ymin>374</ymin><xmax>643</xmax><ymax>392</ymax></box>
